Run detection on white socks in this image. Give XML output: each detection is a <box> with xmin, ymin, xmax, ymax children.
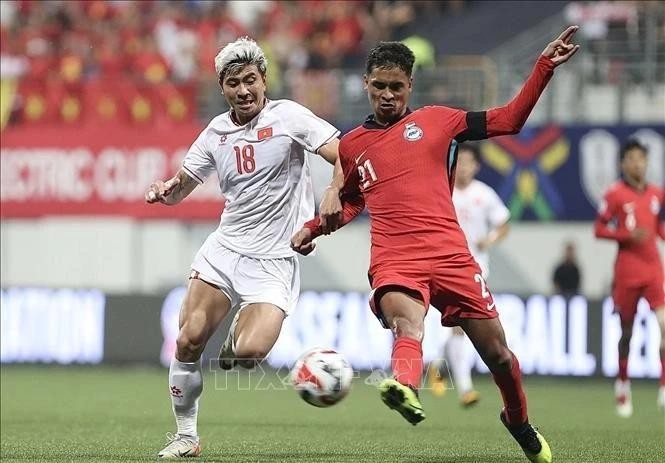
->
<box><xmin>446</xmin><ymin>333</ymin><xmax>474</xmax><ymax>396</ymax></box>
<box><xmin>169</xmin><ymin>358</ymin><xmax>203</xmax><ymax>437</ymax></box>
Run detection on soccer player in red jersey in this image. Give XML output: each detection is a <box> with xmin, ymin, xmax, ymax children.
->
<box><xmin>594</xmin><ymin>139</ymin><xmax>665</xmax><ymax>417</ymax></box>
<box><xmin>292</xmin><ymin>26</ymin><xmax>580</xmax><ymax>463</ymax></box>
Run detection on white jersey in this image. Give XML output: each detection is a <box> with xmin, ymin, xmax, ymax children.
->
<box><xmin>453</xmin><ymin>179</ymin><xmax>510</xmax><ymax>277</ymax></box>
<box><xmin>183</xmin><ymin>99</ymin><xmax>339</xmax><ymax>258</ymax></box>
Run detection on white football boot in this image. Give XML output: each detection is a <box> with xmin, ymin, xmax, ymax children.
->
<box><xmin>614</xmin><ymin>379</ymin><xmax>633</xmax><ymax>418</ymax></box>
<box><xmin>158</xmin><ymin>433</ymin><xmax>201</xmax><ymax>459</ymax></box>
<box><xmin>218</xmin><ymin>311</ymin><xmax>240</xmax><ymax>370</ymax></box>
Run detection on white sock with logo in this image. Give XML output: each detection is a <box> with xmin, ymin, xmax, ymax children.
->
<box><xmin>169</xmin><ymin>358</ymin><xmax>203</xmax><ymax>437</ymax></box>
<box><xmin>446</xmin><ymin>334</ymin><xmax>474</xmax><ymax>396</ymax></box>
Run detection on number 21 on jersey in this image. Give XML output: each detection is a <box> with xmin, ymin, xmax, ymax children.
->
<box><xmin>358</xmin><ymin>159</ymin><xmax>377</xmax><ymax>189</ymax></box>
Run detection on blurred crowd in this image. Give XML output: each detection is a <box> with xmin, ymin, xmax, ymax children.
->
<box><xmin>0</xmin><ymin>0</ymin><xmax>465</xmax><ymax>88</ymax></box>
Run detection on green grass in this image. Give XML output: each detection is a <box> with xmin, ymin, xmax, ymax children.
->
<box><xmin>1</xmin><ymin>367</ymin><xmax>664</xmax><ymax>462</ymax></box>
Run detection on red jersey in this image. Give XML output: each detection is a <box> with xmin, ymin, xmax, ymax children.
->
<box><xmin>306</xmin><ymin>55</ymin><xmax>557</xmax><ymax>273</ymax></box>
<box><xmin>594</xmin><ymin>181</ymin><xmax>665</xmax><ymax>286</ymax></box>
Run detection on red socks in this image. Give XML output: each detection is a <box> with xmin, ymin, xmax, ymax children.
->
<box><xmin>492</xmin><ymin>353</ymin><xmax>528</xmax><ymax>426</ymax></box>
<box><xmin>392</xmin><ymin>337</ymin><xmax>423</xmax><ymax>390</ymax></box>
<box><xmin>618</xmin><ymin>357</ymin><xmax>629</xmax><ymax>382</ymax></box>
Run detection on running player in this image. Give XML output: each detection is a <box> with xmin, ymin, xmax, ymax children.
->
<box><xmin>146</xmin><ymin>37</ymin><xmax>342</xmax><ymax>459</ymax></box>
<box><xmin>594</xmin><ymin>139</ymin><xmax>665</xmax><ymax>417</ymax></box>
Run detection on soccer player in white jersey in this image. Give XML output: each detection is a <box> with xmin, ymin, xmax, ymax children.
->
<box><xmin>428</xmin><ymin>143</ymin><xmax>510</xmax><ymax>407</ymax></box>
<box><xmin>145</xmin><ymin>37</ymin><xmax>342</xmax><ymax>460</ymax></box>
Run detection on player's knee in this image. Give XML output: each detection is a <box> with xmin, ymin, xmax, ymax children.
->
<box><xmin>176</xmin><ymin>327</ymin><xmax>208</xmax><ymax>362</ymax></box>
<box><xmin>618</xmin><ymin>329</ymin><xmax>633</xmax><ymax>346</ymax></box>
<box><xmin>391</xmin><ymin>316</ymin><xmax>423</xmax><ymax>340</ymax></box>
<box><xmin>234</xmin><ymin>341</ymin><xmax>269</xmax><ymax>365</ymax></box>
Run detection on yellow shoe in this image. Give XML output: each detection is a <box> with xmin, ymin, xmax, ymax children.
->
<box><xmin>460</xmin><ymin>390</ymin><xmax>480</xmax><ymax>408</ymax></box>
<box><xmin>378</xmin><ymin>378</ymin><xmax>426</xmax><ymax>425</ymax></box>
<box><xmin>500</xmin><ymin>411</ymin><xmax>552</xmax><ymax>463</ymax></box>
<box><xmin>426</xmin><ymin>363</ymin><xmax>447</xmax><ymax>397</ymax></box>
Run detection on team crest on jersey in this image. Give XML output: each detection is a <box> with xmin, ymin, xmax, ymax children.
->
<box><xmin>651</xmin><ymin>196</ymin><xmax>660</xmax><ymax>215</ymax></box>
<box><xmin>218</xmin><ymin>134</ymin><xmax>227</xmax><ymax>144</ymax></box>
<box><xmin>403</xmin><ymin>122</ymin><xmax>423</xmax><ymax>141</ymax></box>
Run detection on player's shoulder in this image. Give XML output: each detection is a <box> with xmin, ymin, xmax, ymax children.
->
<box><xmin>417</xmin><ymin>105</ymin><xmax>464</xmax><ymax>118</ymax></box>
<box><xmin>470</xmin><ymin>179</ymin><xmax>496</xmax><ymax>196</ymax></box>
<box><xmin>264</xmin><ymin>99</ymin><xmax>311</xmax><ymax>117</ymax></box>
<box><xmin>204</xmin><ymin>112</ymin><xmax>234</xmax><ymax>132</ymax></box>
<box><xmin>339</xmin><ymin>124</ymin><xmax>370</xmax><ymax>155</ymax></box>
<box><xmin>604</xmin><ymin>181</ymin><xmax>626</xmax><ymax>199</ymax></box>
<box><xmin>646</xmin><ymin>183</ymin><xmax>665</xmax><ymax>197</ymax></box>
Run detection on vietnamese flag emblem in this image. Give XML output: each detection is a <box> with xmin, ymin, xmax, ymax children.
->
<box><xmin>258</xmin><ymin>127</ymin><xmax>273</xmax><ymax>140</ymax></box>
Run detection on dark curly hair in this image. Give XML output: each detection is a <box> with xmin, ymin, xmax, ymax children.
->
<box><xmin>365</xmin><ymin>42</ymin><xmax>416</xmax><ymax>76</ymax></box>
<box><xmin>620</xmin><ymin>139</ymin><xmax>647</xmax><ymax>162</ymax></box>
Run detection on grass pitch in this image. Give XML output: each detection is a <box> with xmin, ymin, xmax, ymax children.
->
<box><xmin>1</xmin><ymin>366</ymin><xmax>664</xmax><ymax>462</ymax></box>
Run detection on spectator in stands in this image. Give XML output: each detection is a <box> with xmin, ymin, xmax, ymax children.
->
<box><xmin>552</xmin><ymin>241</ymin><xmax>581</xmax><ymax>296</ymax></box>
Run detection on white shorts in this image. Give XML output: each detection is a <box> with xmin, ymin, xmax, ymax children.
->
<box><xmin>190</xmin><ymin>235</ymin><xmax>300</xmax><ymax>315</ymax></box>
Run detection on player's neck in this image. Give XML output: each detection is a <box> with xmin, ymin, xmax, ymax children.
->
<box><xmin>455</xmin><ymin>179</ymin><xmax>473</xmax><ymax>190</ymax></box>
<box><xmin>231</xmin><ymin>98</ymin><xmax>267</xmax><ymax>125</ymax></box>
<box><xmin>623</xmin><ymin>176</ymin><xmax>646</xmax><ymax>191</ymax></box>
<box><xmin>374</xmin><ymin>109</ymin><xmax>408</xmax><ymax>127</ymax></box>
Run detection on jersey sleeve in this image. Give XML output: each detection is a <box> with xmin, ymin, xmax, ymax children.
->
<box><xmin>304</xmin><ymin>139</ymin><xmax>365</xmax><ymax>238</ymax></box>
<box><xmin>594</xmin><ymin>189</ymin><xmax>631</xmax><ymax>243</ymax></box>
<box><xmin>426</xmin><ymin>106</ymin><xmax>487</xmax><ymax>142</ymax></box>
<box><xmin>430</xmin><ymin>55</ymin><xmax>555</xmax><ymax>142</ymax></box>
<box><xmin>285</xmin><ymin>101</ymin><xmax>340</xmax><ymax>153</ymax></box>
<box><xmin>182</xmin><ymin>128</ymin><xmax>215</xmax><ymax>185</ymax></box>
<box><xmin>486</xmin><ymin>187</ymin><xmax>510</xmax><ymax>227</ymax></box>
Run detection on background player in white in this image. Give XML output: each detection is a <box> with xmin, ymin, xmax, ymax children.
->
<box><xmin>428</xmin><ymin>143</ymin><xmax>510</xmax><ymax>406</ymax></box>
<box><xmin>145</xmin><ymin>37</ymin><xmax>342</xmax><ymax>460</ymax></box>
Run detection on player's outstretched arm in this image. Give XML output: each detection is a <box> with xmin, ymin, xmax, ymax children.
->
<box><xmin>145</xmin><ymin>169</ymin><xmax>198</xmax><ymax>205</ymax></box>
<box><xmin>484</xmin><ymin>26</ymin><xmax>579</xmax><ymax>138</ymax></box>
<box><xmin>291</xmin><ymin>192</ymin><xmax>366</xmax><ymax>256</ymax></box>
<box><xmin>291</xmin><ymin>187</ymin><xmax>366</xmax><ymax>256</ymax></box>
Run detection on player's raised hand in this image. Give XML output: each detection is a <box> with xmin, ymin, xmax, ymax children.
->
<box><xmin>145</xmin><ymin>176</ymin><xmax>180</xmax><ymax>204</ymax></box>
<box><xmin>542</xmin><ymin>25</ymin><xmax>580</xmax><ymax>66</ymax></box>
<box><xmin>291</xmin><ymin>227</ymin><xmax>316</xmax><ymax>256</ymax></box>
<box><xmin>319</xmin><ymin>186</ymin><xmax>343</xmax><ymax>235</ymax></box>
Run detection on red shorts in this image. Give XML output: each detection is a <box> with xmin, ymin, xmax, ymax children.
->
<box><xmin>368</xmin><ymin>255</ymin><xmax>499</xmax><ymax>328</ymax></box>
<box><xmin>612</xmin><ymin>274</ymin><xmax>665</xmax><ymax>323</ymax></box>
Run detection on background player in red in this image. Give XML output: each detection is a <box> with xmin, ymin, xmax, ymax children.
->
<box><xmin>292</xmin><ymin>27</ymin><xmax>580</xmax><ymax>463</ymax></box>
<box><xmin>594</xmin><ymin>139</ymin><xmax>665</xmax><ymax>417</ymax></box>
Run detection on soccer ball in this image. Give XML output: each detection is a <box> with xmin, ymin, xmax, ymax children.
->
<box><xmin>291</xmin><ymin>347</ymin><xmax>354</xmax><ymax>407</ymax></box>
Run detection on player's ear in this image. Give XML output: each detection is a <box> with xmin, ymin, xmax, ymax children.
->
<box><xmin>363</xmin><ymin>74</ymin><xmax>369</xmax><ymax>90</ymax></box>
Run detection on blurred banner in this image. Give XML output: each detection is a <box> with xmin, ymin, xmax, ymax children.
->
<box><xmin>3</xmin><ymin>79</ymin><xmax>197</xmax><ymax>129</ymax></box>
<box><xmin>478</xmin><ymin>125</ymin><xmax>664</xmax><ymax>221</ymax></box>
<box><xmin>1</xmin><ymin>288</ymin><xmax>660</xmax><ymax>379</ymax></box>
<box><xmin>0</xmin><ymin>124</ymin><xmax>223</xmax><ymax>219</ymax></box>
<box><xmin>2</xmin><ymin>123</ymin><xmax>662</xmax><ymax>220</ymax></box>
